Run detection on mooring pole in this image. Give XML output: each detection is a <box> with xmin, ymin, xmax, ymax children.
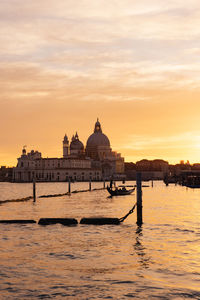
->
<box><xmin>136</xmin><ymin>172</ymin><xmax>143</xmax><ymax>225</ymax></box>
<box><xmin>89</xmin><ymin>179</ymin><xmax>92</xmax><ymax>191</ymax></box>
<box><xmin>68</xmin><ymin>178</ymin><xmax>71</xmax><ymax>194</ymax></box>
<box><xmin>33</xmin><ymin>178</ymin><xmax>36</xmax><ymax>202</ymax></box>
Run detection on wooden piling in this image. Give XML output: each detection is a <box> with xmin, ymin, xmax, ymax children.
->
<box><xmin>33</xmin><ymin>178</ymin><xmax>36</xmax><ymax>202</ymax></box>
<box><xmin>103</xmin><ymin>180</ymin><xmax>105</xmax><ymax>189</ymax></box>
<box><xmin>89</xmin><ymin>179</ymin><xmax>92</xmax><ymax>191</ymax></box>
<box><xmin>151</xmin><ymin>180</ymin><xmax>154</xmax><ymax>187</ymax></box>
<box><xmin>68</xmin><ymin>178</ymin><xmax>71</xmax><ymax>194</ymax></box>
<box><xmin>136</xmin><ymin>172</ymin><xmax>143</xmax><ymax>225</ymax></box>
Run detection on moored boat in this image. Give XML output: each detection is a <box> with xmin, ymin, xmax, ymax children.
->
<box><xmin>182</xmin><ymin>175</ymin><xmax>200</xmax><ymax>188</ymax></box>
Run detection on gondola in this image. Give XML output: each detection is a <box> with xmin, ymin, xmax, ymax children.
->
<box><xmin>107</xmin><ymin>185</ymin><xmax>135</xmax><ymax>196</ymax></box>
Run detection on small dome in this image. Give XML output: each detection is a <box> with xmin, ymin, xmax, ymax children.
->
<box><xmin>70</xmin><ymin>140</ymin><xmax>84</xmax><ymax>150</ymax></box>
<box><xmin>70</xmin><ymin>132</ymin><xmax>84</xmax><ymax>150</ymax></box>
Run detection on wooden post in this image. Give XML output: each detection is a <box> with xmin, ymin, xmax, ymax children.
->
<box><xmin>33</xmin><ymin>178</ymin><xmax>36</xmax><ymax>202</ymax></box>
<box><xmin>89</xmin><ymin>179</ymin><xmax>92</xmax><ymax>191</ymax></box>
<box><xmin>68</xmin><ymin>178</ymin><xmax>71</xmax><ymax>194</ymax></box>
<box><xmin>103</xmin><ymin>180</ymin><xmax>105</xmax><ymax>189</ymax></box>
<box><xmin>136</xmin><ymin>172</ymin><xmax>143</xmax><ymax>225</ymax></box>
<box><xmin>151</xmin><ymin>180</ymin><xmax>154</xmax><ymax>187</ymax></box>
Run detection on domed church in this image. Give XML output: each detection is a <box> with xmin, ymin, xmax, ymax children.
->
<box><xmin>62</xmin><ymin>118</ymin><xmax>124</xmax><ymax>178</ymax></box>
<box><xmin>13</xmin><ymin>119</ymin><xmax>124</xmax><ymax>182</ymax></box>
<box><xmin>62</xmin><ymin>119</ymin><xmax>124</xmax><ymax>178</ymax></box>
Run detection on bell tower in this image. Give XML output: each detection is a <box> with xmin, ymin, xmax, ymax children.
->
<box><xmin>63</xmin><ymin>134</ymin><xmax>69</xmax><ymax>158</ymax></box>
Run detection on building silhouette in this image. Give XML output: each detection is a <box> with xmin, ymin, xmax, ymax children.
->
<box><xmin>13</xmin><ymin>119</ymin><xmax>124</xmax><ymax>182</ymax></box>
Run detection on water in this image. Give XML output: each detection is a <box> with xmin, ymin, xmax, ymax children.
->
<box><xmin>0</xmin><ymin>181</ymin><xmax>200</xmax><ymax>299</ymax></box>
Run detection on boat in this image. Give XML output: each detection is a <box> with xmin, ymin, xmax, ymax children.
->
<box><xmin>107</xmin><ymin>185</ymin><xmax>135</xmax><ymax>196</ymax></box>
<box><xmin>182</xmin><ymin>175</ymin><xmax>200</xmax><ymax>188</ymax></box>
<box><xmin>163</xmin><ymin>175</ymin><xmax>178</xmax><ymax>185</ymax></box>
<box><xmin>186</xmin><ymin>184</ymin><xmax>200</xmax><ymax>189</ymax></box>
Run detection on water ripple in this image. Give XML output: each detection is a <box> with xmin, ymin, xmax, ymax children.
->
<box><xmin>1</xmin><ymin>181</ymin><xmax>200</xmax><ymax>299</ymax></box>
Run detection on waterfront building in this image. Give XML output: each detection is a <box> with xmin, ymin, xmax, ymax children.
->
<box><xmin>136</xmin><ymin>159</ymin><xmax>169</xmax><ymax>172</ymax></box>
<box><xmin>12</xmin><ymin>119</ymin><xmax>124</xmax><ymax>182</ymax></box>
<box><xmin>0</xmin><ymin>166</ymin><xmax>13</xmax><ymax>182</ymax></box>
<box><xmin>13</xmin><ymin>148</ymin><xmax>101</xmax><ymax>182</ymax></box>
<box><xmin>125</xmin><ymin>159</ymin><xmax>169</xmax><ymax>180</ymax></box>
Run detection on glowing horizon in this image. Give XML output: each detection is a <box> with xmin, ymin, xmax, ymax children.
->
<box><xmin>1</xmin><ymin>1</ymin><xmax>200</xmax><ymax>167</ymax></box>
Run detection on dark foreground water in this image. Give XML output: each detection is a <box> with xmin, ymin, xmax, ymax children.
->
<box><xmin>0</xmin><ymin>181</ymin><xmax>200</xmax><ymax>299</ymax></box>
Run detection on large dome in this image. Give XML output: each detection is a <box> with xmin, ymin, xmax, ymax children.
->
<box><xmin>86</xmin><ymin>132</ymin><xmax>110</xmax><ymax>147</ymax></box>
<box><xmin>86</xmin><ymin>119</ymin><xmax>110</xmax><ymax>147</ymax></box>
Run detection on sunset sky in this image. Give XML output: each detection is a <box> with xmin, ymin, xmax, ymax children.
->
<box><xmin>1</xmin><ymin>0</ymin><xmax>200</xmax><ymax>166</ymax></box>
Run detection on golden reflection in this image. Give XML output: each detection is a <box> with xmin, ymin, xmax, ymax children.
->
<box><xmin>134</xmin><ymin>226</ymin><xmax>151</xmax><ymax>269</ymax></box>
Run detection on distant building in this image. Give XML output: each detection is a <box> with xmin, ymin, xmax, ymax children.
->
<box><xmin>192</xmin><ymin>163</ymin><xmax>200</xmax><ymax>170</ymax></box>
<box><xmin>136</xmin><ymin>159</ymin><xmax>169</xmax><ymax>172</ymax></box>
<box><xmin>13</xmin><ymin>119</ymin><xmax>125</xmax><ymax>182</ymax></box>
<box><xmin>125</xmin><ymin>159</ymin><xmax>169</xmax><ymax>180</ymax></box>
<box><xmin>0</xmin><ymin>166</ymin><xmax>13</xmax><ymax>182</ymax></box>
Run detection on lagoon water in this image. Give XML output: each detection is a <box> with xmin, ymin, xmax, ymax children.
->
<box><xmin>0</xmin><ymin>181</ymin><xmax>200</xmax><ymax>299</ymax></box>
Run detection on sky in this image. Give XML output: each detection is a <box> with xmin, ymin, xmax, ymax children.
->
<box><xmin>1</xmin><ymin>0</ymin><xmax>200</xmax><ymax>166</ymax></box>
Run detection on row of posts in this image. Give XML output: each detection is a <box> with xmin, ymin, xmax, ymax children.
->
<box><xmin>32</xmin><ymin>175</ymin><xmax>143</xmax><ymax>225</ymax></box>
<box><xmin>68</xmin><ymin>178</ymin><xmax>100</xmax><ymax>193</ymax></box>
<box><xmin>33</xmin><ymin>178</ymin><xmax>106</xmax><ymax>202</ymax></box>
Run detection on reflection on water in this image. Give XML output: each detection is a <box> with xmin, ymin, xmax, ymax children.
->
<box><xmin>0</xmin><ymin>181</ymin><xmax>200</xmax><ymax>299</ymax></box>
<box><xmin>134</xmin><ymin>226</ymin><xmax>151</xmax><ymax>269</ymax></box>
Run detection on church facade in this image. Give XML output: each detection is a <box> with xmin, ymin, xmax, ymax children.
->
<box><xmin>13</xmin><ymin>119</ymin><xmax>124</xmax><ymax>182</ymax></box>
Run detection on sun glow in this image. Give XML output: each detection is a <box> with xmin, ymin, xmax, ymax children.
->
<box><xmin>1</xmin><ymin>1</ymin><xmax>200</xmax><ymax>166</ymax></box>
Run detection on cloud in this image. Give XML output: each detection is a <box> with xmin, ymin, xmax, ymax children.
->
<box><xmin>121</xmin><ymin>131</ymin><xmax>200</xmax><ymax>151</ymax></box>
<box><xmin>116</xmin><ymin>131</ymin><xmax>200</xmax><ymax>163</ymax></box>
<box><xmin>1</xmin><ymin>0</ymin><xmax>200</xmax><ymax>92</ymax></box>
<box><xmin>1</xmin><ymin>0</ymin><xmax>200</xmax><ymax>165</ymax></box>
